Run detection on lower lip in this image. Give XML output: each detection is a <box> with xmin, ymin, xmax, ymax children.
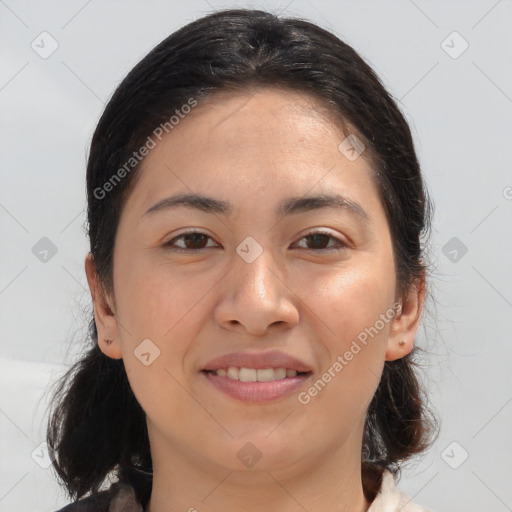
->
<box><xmin>202</xmin><ymin>371</ymin><xmax>312</xmax><ymax>403</ymax></box>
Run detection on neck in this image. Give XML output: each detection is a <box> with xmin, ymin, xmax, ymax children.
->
<box><xmin>145</xmin><ymin>423</ymin><xmax>372</xmax><ymax>512</ymax></box>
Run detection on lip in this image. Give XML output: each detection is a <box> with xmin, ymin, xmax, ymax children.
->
<box><xmin>201</xmin><ymin>349</ymin><xmax>313</xmax><ymax>372</ymax></box>
<box><xmin>202</xmin><ymin>370</ymin><xmax>312</xmax><ymax>403</ymax></box>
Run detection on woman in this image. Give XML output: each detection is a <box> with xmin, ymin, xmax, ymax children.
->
<box><xmin>46</xmin><ymin>8</ymin><xmax>438</xmax><ymax>512</ymax></box>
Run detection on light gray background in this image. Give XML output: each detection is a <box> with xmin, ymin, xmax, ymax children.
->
<box><xmin>1</xmin><ymin>1</ymin><xmax>511</xmax><ymax>511</ymax></box>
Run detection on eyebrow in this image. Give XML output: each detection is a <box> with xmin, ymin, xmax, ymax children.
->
<box><xmin>143</xmin><ymin>192</ymin><xmax>370</xmax><ymax>223</ymax></box>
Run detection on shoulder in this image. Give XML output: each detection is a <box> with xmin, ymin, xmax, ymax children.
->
<box><xmin>368</xmin><ymin>470</ymin><xmax>435</xmax><ymax>512</ymax></box>
<box><xmin>53</xmin><ymin>481</ymin><xmax>143</xmax><ymax>512</ymax></box>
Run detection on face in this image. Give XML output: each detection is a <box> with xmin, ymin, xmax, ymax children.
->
<box><xmin>87</xmin><ymin>87</ymin><xmax>421</xmax><ymax>482</ymax></box>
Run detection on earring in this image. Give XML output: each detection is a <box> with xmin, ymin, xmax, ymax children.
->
<box><xmin>398</xmin><ymin>340</ymin><xmax>406</xmax><ymax>346</ymax></box>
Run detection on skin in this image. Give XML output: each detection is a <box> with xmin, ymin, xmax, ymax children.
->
<box><xmin>85</xmin><ymin>87</ymin><xmax>424</xmax><ymax>512</ymax></box>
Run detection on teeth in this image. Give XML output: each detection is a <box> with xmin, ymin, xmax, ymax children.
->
<box><xmin>227</xmin><ymin>367</ymin><xmax>239</xmax><ymax>380</ymax></box>
<box><xmin>239</xmin><ymin>367</ymin><xmax>257</xmax><ymax>382</ymax></box>
<box><xmin>213</xmin><ymin>367</ymin><xmax>300</xmax><ymax>382</ymax></box>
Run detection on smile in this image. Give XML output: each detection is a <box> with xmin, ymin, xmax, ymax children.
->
<box><xmin>201</xmin><ymin>368</ymin><xmax>312</xmax><ymax>402</ymax></box>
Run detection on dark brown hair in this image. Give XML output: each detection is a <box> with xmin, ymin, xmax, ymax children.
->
<box><xmin>46</xmin><ymin>7</ymin><xmax>438</xmax><ymax>507</ymax></box>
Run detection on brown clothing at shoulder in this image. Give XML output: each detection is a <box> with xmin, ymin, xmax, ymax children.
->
<box><xmin>54</xmin><ymin>482</ymin><xmax>143</xmax><ymax>512</ymax></box>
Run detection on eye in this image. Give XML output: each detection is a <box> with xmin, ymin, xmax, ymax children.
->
<box><xmin>163</xmin><ymin>231</ymin><xmax>219</xmax><ymax>251</ymax></box>
<box><xmin>163</xmin><ymin>230</ymin><xmax>347</xmax><ymax>253</ymax></box>
<box><xmin>293</xmin><ymin>231</ymin><xmax>347</xmax><ymax>252</ymax></box>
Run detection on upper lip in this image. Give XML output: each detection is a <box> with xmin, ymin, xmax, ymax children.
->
<box><xmin>201</xmin><ymin>349</ymin><xmax>313</xmax><ymax>373</ymax></box>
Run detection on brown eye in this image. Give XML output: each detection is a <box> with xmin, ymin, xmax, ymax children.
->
<box><xmin>294</xmin><ymin>231</ymin><xmax>347</xmax><ymax>252</ymax></box>
<box><xmin>163</xmin><ymin>230</ymin><xmax>346</xmax><ymax>253</ymax></box>
<box><xmin>164</xmin><ymin>231</ymin><xmax>218</xmax><ymax>251</ymax></box>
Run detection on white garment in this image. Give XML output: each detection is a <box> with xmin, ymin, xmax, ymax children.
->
<box><xmin>368</xmin><ymin>470</ymin><xmax>434</xmax><ymax>512</ymax></box>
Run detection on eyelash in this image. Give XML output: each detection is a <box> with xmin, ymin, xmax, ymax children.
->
<box><xmin>163</xmin><ymin>230</ymin><xmax>347</xmax><ymax>253</ymax></box>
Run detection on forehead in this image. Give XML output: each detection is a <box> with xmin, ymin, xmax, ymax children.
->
<box><xmin>182</xmin><ymin>87</ymin><xmax>351</xmax><ymax>148</ymax></box>
<box><xmin>124</xmin><ymin>87</ymin><xmax>378</xmax><ymax>217</ymax></box>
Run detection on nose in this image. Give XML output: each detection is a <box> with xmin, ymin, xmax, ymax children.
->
<box><xmin>214</xmin><ymin>246</ymin><xmax>300</xmax><ymax>336</ymax></box>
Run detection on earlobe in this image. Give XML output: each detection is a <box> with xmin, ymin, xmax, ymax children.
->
<box><xmin>99</xmin><ymin>336</ymin><xmax>123</xmax><ymax>359</ymax></box>
<box><xmin>84</xmin><ymin>253</ymin><xmax>123</xmax><ymax>360</ymax></box>
<box><xmin>385</xmin><ymin>338</ymin><xmax>413</xmax><ymax>361</ymax></box>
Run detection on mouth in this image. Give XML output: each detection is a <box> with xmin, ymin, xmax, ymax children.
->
<box><xmin>200</xmin><ymin>367</ymin><xmax>313</xmax><ymax>403</ymax></box>
<box><xmin>200</xmin><ymin>350</ymin><xmax>314</xmax><ymax>402</ymax></box>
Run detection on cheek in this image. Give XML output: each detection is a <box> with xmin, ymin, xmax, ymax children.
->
<box><xmin>296</xmin><ymin>252</ymin><xmax>395</xmax><ymax>399</ymax></box>
<box><xmin>113</xmin><ymin>258</ymin><xmax>205</xmax><ymax>409</ymax></box>
<box><xmin>118</xmin><ymin>267</ymin><xmax>202</xmax><ymax>423</ymax></box>
<box><xmin>299</xmin><ymin>255</ymin><xmax>396</xmax><ymax>340</ymax></box>
<box><xmin>301</xmin><ymin>253</ymin><xmax>395</xmax><ymax>409</ymax></box>
<box><xmin>114</xmin><ymin>254</ymin><xmax>204</xmax><ymax>340</ymax></box>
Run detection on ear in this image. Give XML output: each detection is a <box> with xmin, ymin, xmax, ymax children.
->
<box><xmin>85</xmin><ymin>252</ymin><xmax>122</xmax><ymax>359</ymax></box>
<box><xmin>385</xmin><ymin>272</ymin><xmax>426</xmax><ymax>361</ymax></box>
